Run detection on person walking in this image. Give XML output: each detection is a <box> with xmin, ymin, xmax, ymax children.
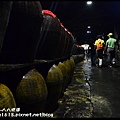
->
<box><xmin>94</xmin><ymin>35</ymin><xmax>105</xmax><ymax>68</ymax></box>
<box><xmin>89</xmin><ymin>39</ymin><xmax>96</xmax><ymax>66</ymax></box>
<box><xmin>105</xmin><ymin>33</ymin><xmax>117</xmax><ymax>67</ymax></box>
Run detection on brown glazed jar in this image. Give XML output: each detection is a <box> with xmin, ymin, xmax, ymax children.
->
<box><xmin>0</xmin><ymin>1</ymin><xmax>43</xmax><ymax>64</ymax></box>
<box><xmin>35</xmin><ymin>10</ymin><xmax>62</xmax><ymax>60</ymax></box>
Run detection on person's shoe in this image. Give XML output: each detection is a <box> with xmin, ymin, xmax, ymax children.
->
<box><xmin>96</xmin><ymin>64</ymin><xmax>99</xmax><ymax>67</ymax></box>
<box><xmin>91</xmin><ymin>63</ymin><xmax>95</xmax><ymax>66</ymax></box>
<box><xmin>108</xmin><ymin>65</ymin><xmax>112</xmax><ymax>68</ymax></box>
<box><xmin>99</xmin><ymin>65</ymin><xmax>102</xmax><ymax>68</ymax></box>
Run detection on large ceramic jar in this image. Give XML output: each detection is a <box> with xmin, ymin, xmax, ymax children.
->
<box><xmin>35</xmin><ymin>10</ymin><xmax>62</xmax><ymax>60</ymax></box>
<box><xmin>0</xmin><ymin>1</ymin><xmax>43</xmax><ymax>64</ymax></box>
<box><xmin>44</xmin><ymin>64</ymin><xmax>63</xmax><ymax>113</ymax></box>
<box><xmin>0</xmin><ymin>83</ymin><xmax>16</xmax><ymax>110</ymax></box>
<box><xmin>15</xmin><ymin>69</ymin><xmax>48</xmax><ymax>113</ymax></box>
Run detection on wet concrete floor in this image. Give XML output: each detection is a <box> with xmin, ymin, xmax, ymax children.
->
<box><xmin>53</xmin><ymin>55</ymin><xmax>120</xmax><ymax>118</ymax></box>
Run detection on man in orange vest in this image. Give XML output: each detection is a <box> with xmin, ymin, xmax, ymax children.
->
<box><xmin>94</xmin><ymin>35</ymin><xmax>105</xmax><ymax>68</ymax></box>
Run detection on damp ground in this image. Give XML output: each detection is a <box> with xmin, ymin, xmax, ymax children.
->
<box><xmin>53</xmin><ymin>54</ymin><xmax>120</xmax><ymax>118</ymax></box>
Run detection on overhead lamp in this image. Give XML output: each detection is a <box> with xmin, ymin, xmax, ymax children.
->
<box><xmin>87</xmin><ymin>1</ymin><xmax>92</xmax><ymax>5</ymax></box>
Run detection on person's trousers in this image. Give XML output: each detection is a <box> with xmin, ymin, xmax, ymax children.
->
<box><xmin>96</xmin><ymin>49</ymin><xmax>103</xmax><ymax>66</ymax></box>
<box><xmin>107</xmin><ymin>48</ymin><xmax>115</xmax><ymax>65</ymax></box>
<box><xmin>91</xmin><ymin>54</ymin><xmax>96</xmax><ymax>65</ymax></box>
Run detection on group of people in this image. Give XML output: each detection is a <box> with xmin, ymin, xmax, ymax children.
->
<box><xmin>90</xmin><ymin>33</ymin><xmax>119</xmax><ymax>68</ymax></box>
